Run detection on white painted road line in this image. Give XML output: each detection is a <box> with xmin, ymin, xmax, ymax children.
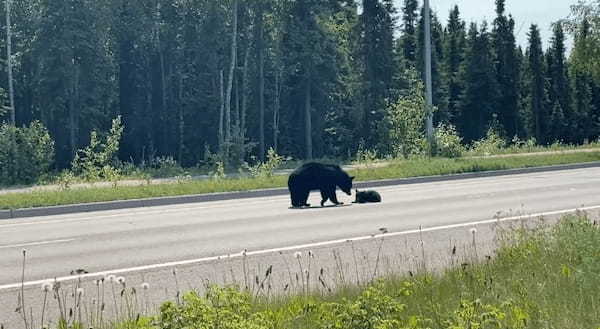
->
<box><xmin>1</xmin><ymin>205</ymin><xmax>597</xmax><ymax>291</ymax></box>
<box><xmin>0</xmin><ymin>238</ymin><xmax>76</xmax><ymax>250</ymax></box>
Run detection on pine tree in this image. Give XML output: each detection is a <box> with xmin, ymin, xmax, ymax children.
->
<box><xmin>360</xmin><ymin>0</ymin><xmax>396</xmax><ymax>149</ymax></box>
<box><xmin>571</xmin><ymin>18</ymin><xmax>600</xmax><ymax>142</ymax></box>
<box><xmin>399</xmin><ymin>0</ymin><xmax>418</xmax><ymax>66</ymax></box>
<box><xmin>492</xmin><ymin>0</ymin><xmax>520</xmax><ymax>138</ymax></box>
<box><xmin>443</xmin><ymin>5</ymin><xmax>466</xmax><ymax>125</ymax></box>
<box><xmin>457</xmin><ymin>22</ymin><xmax>499</xmax><ymax>143</ymax></box>
<box><xmin>525</xmin><ymin>24</ymin><xmax>549</xmax><ymax>143</ymax></box>
<box><xmin>546</xmin><ymin>22</ymin><xmax>573</xmax><ymax>142</ymax></box>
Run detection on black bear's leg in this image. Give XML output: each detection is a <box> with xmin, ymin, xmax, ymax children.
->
<box><xmin>320</xmin><ymin>190</ymin><xmax>329</xmax><ymax>207</ymax></box>
<box><xmin>300</xmin><ymin>189</ymin><xmax>311</xmax><ymax>207</ymax></box>
<box><xmin>328</xmin><ymin>187</ymin><xmax>343</xmax><ymax>205</ymax></box>
<box><xmin>290</xmin><ymin>192</ymin><xmax>300</xmax><ymax>208</ymax></box>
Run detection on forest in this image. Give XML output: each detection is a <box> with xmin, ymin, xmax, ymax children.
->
<box><xmin>0</xmin><ymin>0</ymin><xmax>599</xmax><ymax>173</ymax></box>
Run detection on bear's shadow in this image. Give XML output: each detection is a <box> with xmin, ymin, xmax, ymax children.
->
<box><xmin>289</xmin><ymin>203</ymin><xmax>353</xmax><ymax>210</ymax></box>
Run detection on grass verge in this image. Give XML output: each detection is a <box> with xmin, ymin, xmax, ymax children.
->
<box><xmin>2</xmin><ymin>151</ymin><xmax>600</xmax><ymax>210</ymax></box>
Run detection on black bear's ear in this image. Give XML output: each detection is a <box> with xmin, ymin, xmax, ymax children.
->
<box><xmin>350</xmin><ymin>176</ymin><xmax>355</xmax><ymax>180</ymax></box>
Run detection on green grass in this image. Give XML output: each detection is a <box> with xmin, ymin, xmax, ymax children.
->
<box><xmin>2</xmin><ymin>151</ymin><xmax>600</xmax><ymax>210</ymax></box>
<box><xmin>98</xmin><ymin>216</ymin><xmax>600</xmax><ymax>328</ymax></box>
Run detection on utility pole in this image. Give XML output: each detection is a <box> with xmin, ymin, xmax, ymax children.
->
<box><xmin>423</xmin><ymin>0</ymin><xmax>434</xmax><ymax>151</ymax></box>
<box><xmin>6</xmin><ymin>0</ymin><xmax>15</xmax><ymax>126</ymax></box>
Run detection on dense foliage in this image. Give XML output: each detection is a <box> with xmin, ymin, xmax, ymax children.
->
<box><xmin>0</xmin><ymin>0</ymin><xmax>598</xmax><ymax>170</ymax></box>
<box><xmin>0</xmin><ymin>121</ymin><xmax>54</xmax><ymax>185</ymax></box>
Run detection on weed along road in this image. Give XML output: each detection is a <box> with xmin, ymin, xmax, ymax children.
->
<box><xmin>2</xmin><ymin>167</ymin><xmax>600</xmax><ymax>325</ymax></box>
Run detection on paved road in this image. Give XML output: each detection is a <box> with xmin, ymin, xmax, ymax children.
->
<box><xmin>1</xmin><ymin>167</ymin><xmax>600</xmax><ymax>327</ymax></box>
<box><xmin>1</xmin><ymin>166</ymin><xmax>599</xmax><ymax>286</ymax></box>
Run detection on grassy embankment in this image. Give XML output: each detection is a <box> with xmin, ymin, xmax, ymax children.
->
<box><xmin>2</xmin><ymin>150</ymin><xmax>600</xmax><ymax>210</ymax></box>
<box><xmin>27</xmin><ymin>215</ymin><xmax>600</xmax><ymax>328</ymax></box>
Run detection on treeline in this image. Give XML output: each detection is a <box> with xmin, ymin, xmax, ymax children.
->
<box><xmin>0</xmin><ymin>0</ymin><xmax>599</xmax><ymax>168</ymax></box>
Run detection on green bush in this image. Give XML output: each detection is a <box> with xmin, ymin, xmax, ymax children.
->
<box><xmin>159</xmin><ymin>286</ymin><xmax>271</xmax><ymax>329</ymax></box>
<box><xmin>243</xmin><ymin>148</ymin><xmax>285</xmax><ymax>178</ymax></box>
<box><xmin>384</xmin><ymin>71</ymin><xmax>428</xmax><ymax>158</ymax></box>
<box><xmin>0</xmin><ymin>121</ymin><xmax>54</xmax><ymax>185</ymax></box>
<box><xmin>434</xmin><ymin>124</ymin><xmax>466</xmax><ymax>158</ymax></box>
<box><xmin>471</xmin><ymin>127</ymin><xmax>507</xmax><ymax>156</ymax></box>
<box><xmin>72</xmin><ymin>116</ymin><xmax>123</xmax><ymax>181</ymax></box>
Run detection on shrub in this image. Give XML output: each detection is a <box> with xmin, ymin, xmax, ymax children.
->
<box><xmin>384</xmin><ymin>72</ymin><xmax>428</xmax><ymax>158</ymax></box>
<box><xmin>434</xmin><ymin>123</ymin><xmax>466</xmax><ymax>158</ymax></box>
<box><xmin>243</xmin><ymin>148</ymin><xmax>285</xmax><ymax>178</ymax></box>
<box><xmin>146</xmin><ymin>156</ymin><xmax>186</xmax><ymax>178</ymax></box>
<box><xmin>0</xmin><ymin>121</ymin><xmax>55</xmax><ymax>185</ymax></box>
<box><xmin>72</xmin><ymin>116</ymin><xmax>123</xmax><ymax>181</ymax></box>
<box><xmin>471</xmin><ymin>127</ymin><xmax>507</xmax><ymax>156</ymax></box>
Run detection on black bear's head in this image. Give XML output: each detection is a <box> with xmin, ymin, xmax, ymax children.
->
<box><xmin>340</xmin><ymin>176</ymin><xmax>354</xmax><ymax>195</ymax></box>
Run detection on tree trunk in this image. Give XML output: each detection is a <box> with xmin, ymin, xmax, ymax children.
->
<box><xmin>5</xmin><ymin>0</ymin><xmax>15</xmax><ymax>125</ymax></box>
<box><xmin>305</xmin><ymin>74</ymin><xmax>313</xmax><ymax>160</ymax></box>
<box><xmin>240</xmin><ymin>46</ymin><xmax>249</xmax><ymax>164</ymax></box>
<box><xmin>225</xmin><ymin>0</ymin><xmax>238</xmax><ymax>159</ymax></box>
<box><xmin>257</xmin><ymin>3</ymin><xmax>265</xmax><ymax>161</ymax></box>
<box><xmin>178</xmin><ymin>74</ymin><xmax>184</xmax><ymax>164</ymax></box>
<box><xmin>219</xmin><ymin>69</ymin><xmax>224</xmax><ymax>149</ymax></box>
<box><xmin>273</xmin><ymin>69</ymin><xmax>281</xmax><ymax>152</ymax></box>
<box><xmin>69</xmin><ymin>62</ymin><xmax>80</xmax><ymax>158</ymax></box>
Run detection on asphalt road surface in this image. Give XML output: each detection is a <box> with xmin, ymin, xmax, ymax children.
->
<box><xmin>1</xmin><ymin>167</ymin><xmax>600</xmax><ymax>327</ymax></box>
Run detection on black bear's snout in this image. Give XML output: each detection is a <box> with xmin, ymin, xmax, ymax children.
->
<box><xmin>346</xmin><ymin>191</ymin><xmax>352</xmax><ymax>196</ymax></box>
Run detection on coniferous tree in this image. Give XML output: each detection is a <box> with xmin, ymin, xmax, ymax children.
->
<box><xmin>457</xmin><ymin>22</ymin><xmax>499</xmax><ymax>143</ymax></box>
<box><xmin>443</xmin><ymin>5</ymin><xmax>466</xmax><ymax>126</ymax></box>
<box><xmin>492</xmin><ymin>0</ymin><xmax>520</xmax><ymax>138</ymax></box>
<box><xmin>399</xmin><ymin>0</ymin><xmax>419</xmax><ymax>66</ymax></box>
<box><xmin>546</xmin><ymin>22</ymin><xmax>573</xmax><ymax>142</ymax></box>
<box><xmin>525</xmin><ymin>24</ymin><xmax>549</xmax><ymax>142</ymax></box>
<box><xmin>571</xmin><ymin>17</ymin><xmax>600</xmax><ymax>142</ymax></box>
<box><xmin>360</xmin><ymin>0</ymin><xmax>396</xmax><ymax>149</ymax></box>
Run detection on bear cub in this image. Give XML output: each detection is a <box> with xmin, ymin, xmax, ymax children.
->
<box><xmin>352</xmin><ymin>189</ymin><xmax>382</xmax><ymax>203</ymax></box>
<box><xmin>288</xmin><ymin>162</ymin><xmax>354</xmax><ymax>208</ymax></box>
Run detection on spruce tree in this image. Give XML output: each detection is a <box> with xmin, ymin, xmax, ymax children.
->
<box><xmin>525</xmin><ymin>25</ymin><xmax>548</xmax><ymax>143</ymax></box>
<box><xmin>546</xmin><ymin>22</ymin><xmax>573</xmax><ymax>142</ymax></box>
<box><xmin>399</xmin><ymin>0</ymin><xmax>419</xmax><ymax>66</ymax></box>
<box><xmin>457</xmin><ymin>22</ymin><xmax>499</xmax><ymax>143</ymax></box>
<box><xmin>492</xmin><ymin>0</ymin><xmax>520</xmax><ymax>138</ymax></box>
<box><xmin>571</xmin><ymin>18</ymin><xmax>600</xmax><ymax>141</ymax></box>
<box><xmin>360</xmin><ymin>0</ymin><xmax>396</xmax><ymax>149</ymax></box>
<box><xmin>443</xmin><ymin>5</ymin><xmax>466</xmax><ymax>125</ymax></box>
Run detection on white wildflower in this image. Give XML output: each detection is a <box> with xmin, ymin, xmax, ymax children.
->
<box><xmin>41</xmin><ymin>281</ymin><xmax>53</xmax><ymax>292</ymax></box>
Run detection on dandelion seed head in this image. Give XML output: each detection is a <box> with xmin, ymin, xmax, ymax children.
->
<box><xmin>106</xmin><ymin>274</ymin><xmax>116</xmax><ymax>283</ymax></box>
<box><xmin>470</xmin><ymin>228</ymin><xmax>478</xmax><ymax>235</ymax></box>
<box><xmin>116</xmin><ymin>276</ymin><xmax>126</xmax><ymax>284</ymax></box>
<box><xmin>141</xmin><ymin>282</ymin><xmax>150</xmax><ymax>290</ymax></box>
<box><xmin>241</xmin><ymin>249</ymin><xmax>247</xmax><ymax>256</ymax></box>
<box><xmin>76</xmin><ymin>287</ymin><xmax>85</xmax><ymax>297</ymax></box>
<box><xmin>41</xmin><ymin>281</ymin><xmax>53</xmax><ymax>292</ymax></box>
<box><xmin>294</xmin><ymin>251</ymin><xmax>302</xmax><ymax>259</ymax></box>
<box><xmin>308</xmin><ymin>250</ymin><xmax>314</xmax><ymax>258</ymax></box>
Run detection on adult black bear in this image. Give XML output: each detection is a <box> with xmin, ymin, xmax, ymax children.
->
<box><xmin>287</xmin><ymin>162</ymin><xmax>354</xmax><ymax>208</ymax></box>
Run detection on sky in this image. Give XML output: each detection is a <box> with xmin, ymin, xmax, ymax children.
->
<box><xmin>393</xmin><ymin>0</ymin><xmax>577</xmax><ymax>50</ymax></box>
